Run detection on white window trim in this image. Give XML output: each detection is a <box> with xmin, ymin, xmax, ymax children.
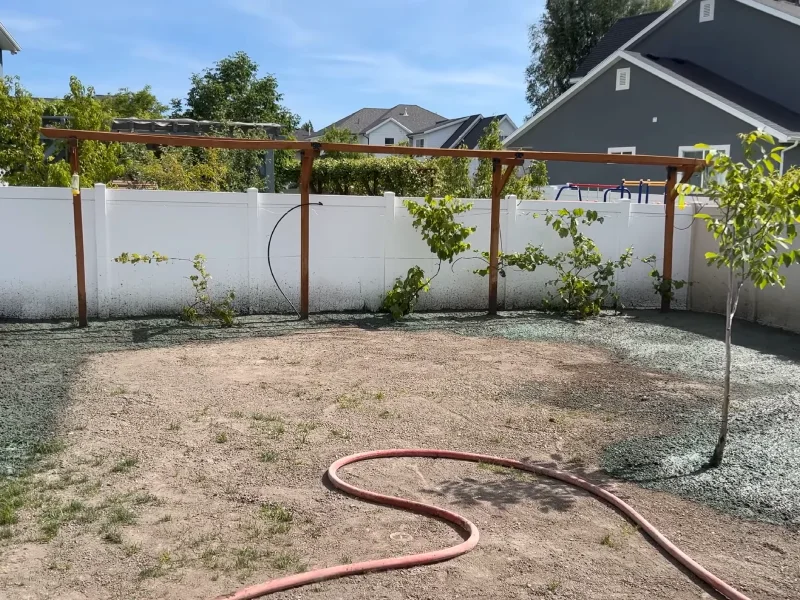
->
<box><xmin>415</xmin><ymin>138</ymin><xmax>425</xmax><ymax>148</ymax></box>
<box><xmin>678</xmin><ymin>144</ymin><xmax>731</xmax><ymax>185</ymax></box>
<box><xmin>699</xmin><ymin>0</ymin><xmax>715</xmax><ymax>22</ymax></box>
<box><xmin>615</xmin><ymin>67</ymin><xmax>631</xmax><ymax>91</ymax></box>
<box><xmin>608</xmin><ymin>146</ymin><xmax>636</xmax><ymax>155</ymax></box>
<box><xmin>384</xmin><ymin>137</ymin><xmax>395</xmax><ymax>146</ymax></box>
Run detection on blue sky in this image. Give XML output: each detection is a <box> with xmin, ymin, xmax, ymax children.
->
<box><xmin>2</xmin><ymin>0</ymin><xmax>543</xmax><ymax>129</ymax></box>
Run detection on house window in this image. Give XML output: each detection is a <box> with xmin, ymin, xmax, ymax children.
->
<box><xmin>699</xmin><ymin>0</ymin><xmax>715</xmax><ymax>22</ymax></box>
<box><xmin>615</xmin><ymin>68</ymin><xmax>630</xmax><ymax>91</ymax></box>
<box><xmin>608</xmin><ymin>147</ymin><xmax>636</xmax><ymax>155</ymax></box>
<box><xmin>679</xmin><ymin>144</ymin><xmax>730</xmax><ymax>186</ymax></box>
<box><xmin>384</xmin><ymin>137</ymin><xmax>395</xmax><ymax>145</ymax></box>
<box><xmin>415</xmin><ymin>138</ymin><xmax>424</xmax><ymax>148</ymax></box>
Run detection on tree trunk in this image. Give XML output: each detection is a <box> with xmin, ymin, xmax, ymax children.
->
<box><xmin>710</xmin><ymin>266</ymin><xmax>737</xmax><ymax>467</ymax></box>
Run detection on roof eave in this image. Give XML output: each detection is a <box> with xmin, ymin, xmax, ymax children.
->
<box><xmin>0</xmin><ymin>22</ymin><xmax>21</xmax><ymax>54</ymax></box>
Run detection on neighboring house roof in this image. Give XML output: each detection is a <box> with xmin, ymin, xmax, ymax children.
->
<box><xmin>442</xmin><ymin>115</ymin><xmax>483</xmax><ymax>147</ymax></box>
<box><xmin>632</xmin><ymin>52</ymin><xmax>800</xmax><ymax>137</ymax></box>
<box><xmin>505</xmin><ymin>0</ymin><xmax>800</xmax><ymax>146</ymax></box>
<box><xmin>409</xmin><ymin>116</ymin><xmax>470</xmax><ymax>136</ymax></box>
<box><xmin>459</xmin><ymin>115</ymin><xmax>516</xmax><ymax>149</ymax></box>
<box><xmin>0</xmin><ymin>20</ymin><xmax>21</xmax><ymax>53</ymax></box>
<box><xmin>572</xmin><ymin>11</ymin><xmax>665</xmax><ymax>80</ymax></box>
<box><xmin>320</xmin><ymin>105</ymin><xmax>446</xmax><ymax>137</ymax></box>
<box><xmin>294</xmin><ymin>128</ymin><xmax>317</xmax><ymax>141</ymax></box>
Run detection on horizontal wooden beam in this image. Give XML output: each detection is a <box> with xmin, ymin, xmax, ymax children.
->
<box><xmin>39</xmin><ymin>128</ymin><xmax>706</xmax><ymax>169</ymax></box>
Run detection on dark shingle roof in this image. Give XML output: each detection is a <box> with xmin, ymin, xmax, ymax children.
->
<box><xmin>320</xmin><ymin>108</ymin><xmax>389</xmax><ymax>136</ymax></box>
<box><xmin>460</xmin><ymin>115</ymin><xmax>510</xmax><ymax>149</ymax></box>
<box><xmin>362</xmin><ymin>104</ymin><xmax>446</xmax><ymax>135</ymax></box>
<box><xmin>573</xmin><ymin>11</ymin><xmax>665</xmax><ymax>79</ymax></box>
<box><xmin>442</xmin><ymin>115</ymin><xmax>482</xmax><ymax>147</ymax></box>
<box><xmin>410</xmin><ymin>116</ymin><xmax>467</xmax><ymax>135</ymax></box>
<box><xmin>628</xmin><ymin>52</ymin><xmax>800</xmax><ymax>136</ymax></box>
<box><xmin>320</xmin><ymin>105</ymin><xmax>446</xmax><ymax>137</ymax></box>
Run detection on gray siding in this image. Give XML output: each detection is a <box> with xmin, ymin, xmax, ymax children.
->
<box><xmin>633</xmin><ymin>0</ymin><xmax>800</xmax><ymax>114</ymax></box>
<box><xmin>510</xmin><ymin>59</ymin><xmax>789</xmax><ymax>185</ymax></box>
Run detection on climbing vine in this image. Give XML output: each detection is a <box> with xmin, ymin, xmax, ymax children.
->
<box><xmin>476</xmin><ymin>208</ymin><xmax>633</xmax><ymax>318</ymax></box>
<box><xmin>641</xmin><ymin>254</ymin><xmax>688</xmax><ymax>303</ymax></box>
<box><xmin>114</xmin><ymin>251</ymin><xmax>236</xmax><ymax>327</ymax></box>
<box><xmin>382</xmin><ymin>195</ymin><xmax>475</xmax><ymax>320</ymax></box>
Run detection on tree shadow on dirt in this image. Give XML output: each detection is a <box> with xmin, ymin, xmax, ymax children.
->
<box><xmin>425</xmin><ymin>455</ymin><xmax>620</xmax><ymax>514</ymax></box>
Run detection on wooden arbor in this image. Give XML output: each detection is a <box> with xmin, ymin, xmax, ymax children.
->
<box><xmin>40</xmin><ymin>128</ymin><xmax>704</xmax><ymax>326</ymax></box>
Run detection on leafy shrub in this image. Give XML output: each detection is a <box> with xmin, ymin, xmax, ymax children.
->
<box><xmin>477</xmin><ymin>208</ymin><xmax>632</xmax><ymax>318</ymax></box>
<box><xmin>382</xmin><ymin>266</ymin><xmax>429</xmax><ymax>320</ymax></box>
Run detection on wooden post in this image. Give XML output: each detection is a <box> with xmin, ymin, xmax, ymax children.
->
<box><xmin>488</xmin><ymin>158</ymin><xmax>502</xmax><ymax>315</ymax></box>
<box><xmin>661</xmin><ymin>166</ymin><xmax>678</xmax><ymax>312</ymax></box>
<box><xmin>69</xmin><ymin>139</ymin><xmax>88</xmax><ymax>327</ymax></box>
<box><xmin>299</xmin><ymin>149</ymin><xmax>315</xmax><ymax>319</ymax></box>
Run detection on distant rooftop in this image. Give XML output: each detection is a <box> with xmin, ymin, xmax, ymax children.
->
<box><xmin>110</xmin><ymin>118</ymin><xmax>283</xmax><ymax>136</ymax></box>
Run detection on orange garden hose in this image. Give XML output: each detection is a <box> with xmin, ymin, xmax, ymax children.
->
<box><xmin>216</xmin><ymin>449</ymin><xmax>752</xmax><ymax>600</ymax></box>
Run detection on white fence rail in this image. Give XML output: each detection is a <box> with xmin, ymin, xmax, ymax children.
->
<box><xmin>0</xmin><ymin>185</ymin><xmax>693</xmax><ymax>319</ymax></box>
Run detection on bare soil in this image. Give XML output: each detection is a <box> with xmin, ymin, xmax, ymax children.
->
<box><xmin>1</xmin><ymin>328</ymin><xmax>797</xmax><ymax>599</ymax></box>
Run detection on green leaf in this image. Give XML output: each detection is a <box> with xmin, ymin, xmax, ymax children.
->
<box><xmin>704</xmin><ymin>252</ymin><xmax>719</xmax><ymax>259</ymax></box>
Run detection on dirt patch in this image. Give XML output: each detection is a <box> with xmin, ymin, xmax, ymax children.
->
<box><xmin>1</xmin><ymin>328</ymin><xmax>798</xmax><ymax>599</ymax></box>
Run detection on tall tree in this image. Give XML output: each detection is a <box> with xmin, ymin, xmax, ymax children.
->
<box><xmin>178</xmin><ymin>51</ymin><xmax>299</xmax><ymax>131</ymax></box>
<box><xmin>101</xmin><ymin>86</ymin><xmax>167</xmax><ymax>118</ymax></box>
<box><xmin>525</xmin><ymin>0</ymin><xmax>672</xmax><ymax>115</ymax></box>
<box><xmin>300</xmin><ymin>120</ymin><xmax>314</xmax><ymax>133</ymax></box>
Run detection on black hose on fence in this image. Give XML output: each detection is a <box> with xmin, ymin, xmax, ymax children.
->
<box><xmin>267</xmin><ymin>202</ymin><xmax>323</xmax><ymax>318</ymax></box>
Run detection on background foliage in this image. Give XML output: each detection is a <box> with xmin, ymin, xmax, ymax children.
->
<box><xmin>525</xmin><ymin>0</ymin><xmax>672</xmax><ymax>115</ymax></box>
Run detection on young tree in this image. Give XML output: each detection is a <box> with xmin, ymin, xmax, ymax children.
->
<box><xmin>300</xmin><ymin>120</ymin><xmax>314</xmax><ymax>133</ymax></box>
<box><xmin>473</xmin><ymin>120</ymin><xmax>547</xmax><ymax>199</ymax></box>
<box><xmin>678</xmin><ymin>132</ymin><xmax>800</xmax><ymax>467</ymax></box>
<box><xmin>525</xmin><ymin>0</ymin><xmax>672</xmax><ymax>114</ymax></box>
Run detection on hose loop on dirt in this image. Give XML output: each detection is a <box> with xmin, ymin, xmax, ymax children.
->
<box><xmin>215</xmin><ymin>449</ymin><xmax>751</xmax><ymax>600</ymax></box>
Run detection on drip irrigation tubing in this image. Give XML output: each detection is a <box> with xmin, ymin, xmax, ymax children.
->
<box><xmin>216</xmin><ymin>449</ymin><xmax>751</xmax><ymax>600</ymax></box>
<box><xmin>266</xmin><ymin>202</ymin><xmax>323</xmax><ymax>318</ymax></box>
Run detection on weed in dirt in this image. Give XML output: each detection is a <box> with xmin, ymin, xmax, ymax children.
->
<box><xmin>0</xmin><ymin>526</ymin><xmax>13</xmax><ymax>539</ymax></box>
<box><xmin>252</xmin><ymin>412</ymin><xmax>281</xmax><ymax>422</ymax></box>
<box><xmin>110</xmin><ymin>456</ymin><xmax>138</xmax><ymax>474</ymax></box>
<box><xmin>107</xmin><ymin>505</ymin><xmax>136</xmax><ymax>525</ymax></box>
<box><xmin>601</xmin><ymin>524</ymin><xmax>638</xmax><ymax>549</ymax></box>
<box><xmin>157</xmin><ymin>514</ymin><xmax>172</xmax><ymax>523</ymax></box>
<box><xmin>47</xmin><ymin>561</ymin><xmax>71</xmax><ymax>572</ymax></box>
<box><xmin>295</xmin><ymin>422</ymin><xmax>318</xmax><ymax>445</ymax></box>
<box><xmin>546</xmin><ymin>580</ymin><xmax>562</xmax><ymax>593</ymax></box>
<box><xmin>377</xmin><ymin>410</ymin><xmax>392</xmax><ymax>419</ymax></box>
<box><xmin>489</xmin><ymin>434</ymin><xmax>505</xmax><ymax>444</ymax></box>
<box><xmin>124</xmin><ymin>542</ymin><xmax>141</xmax><ymax>556</ymax></box>
<box><xmin>215</xmin><ymin>432</ymin><xmax>229</xmax><ymax>444</ymax></box>
<box><xmin>477</xmin><ymin>462</ymin><xmax>533</xmax><ymax>482</ymax></box>
<box><xmin>0</xmin><ymin>480</ymin><xmax>26</xmax><ymax>525</ymax></box>
<box><xmin>138</xmin><ymin>564</ymin><xmax>166</xmax><ymax>579</ymax></box>
<box><xmin>80</xmin><ymin>481</ymin><xmax>102</xmax><ymax>497</ymax></box>
<box><xmin>234</xmin><ymin>546</ymin><xmax>259</xmax><ymax>570</ymax></box>
<box><xmin>230</xmin><ymin>410</ymin><xmax>245</xmax><ymax>418</ymax></box>
<box><xmin>38</xmin><ymin>499</ymin><xmax>87</xmax><ymax>539</ymax></box>
<box><xmin>260</xmin><ymin>451</ymin><xmax>278</xmax><ymax>463</ymax></box>
<box><xmin>75</xmin><ymin>505</ymin><xmax>100</xmax><ymax>524</ymax></box>
<box><xmin>329</xmin><ymin>428</ymin><xmax>351</xmax><ymax>440</ymax></box>
<box><xmin>133</xmin><ymin>492</ymin><xmax>160</xmax><ymax>506</ymax></box>
<box><xmin>167</xmin><ymin>422</ymin><xmax>180</xmax><ymax>431</ymax></box>
<box><xmin>100</xmin><ymin>523</ymin><xmax>123</xmax><ymax>544</ymax></box>
<box><xmin>271</xmin><ymin>550</ymin><xmax>304</xmax><ymax>572</ymax></box>
<box><xmin>109</xmin><ymin>386</ymin><xmax>127</xmax><ymax>396</ymax></box>
<box><xmin>336</xmin><ymin>394</ymin><xmax>361</xmax><ymax>409</ymax></box>
<box><xmin>89</xmin><ymin>456</ymin><xmax>105</xmax><ymax>468</ymax></box>
<box><xmin>374</xmin><ymin>391</ymin><xmax>385</xmax><ymax>400</ymax></box>
<box><xmin>32</xmin><ymin>439</ymin><xmax>65</xmax><ymax>456</ymax></box>
<box><xmin>260</xmin><ymin>502</ymin><xmax>293</xmax><ymax>534</ymax></box>
<box><xmin>340</xmin><ymin>555</ymin><xmax>352</xmax><ymax>564</ymax></box>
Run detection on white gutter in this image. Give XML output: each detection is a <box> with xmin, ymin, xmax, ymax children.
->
<box><xmin>779</xmin><ymin>139</ymin><xmax>799</xmax><ymax>176</ymax></box>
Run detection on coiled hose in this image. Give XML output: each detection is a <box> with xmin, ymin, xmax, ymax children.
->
<box><xmin>216</xmin><ymin>449</ymin><xmax>751</xmax><ymax>600</ymax></box>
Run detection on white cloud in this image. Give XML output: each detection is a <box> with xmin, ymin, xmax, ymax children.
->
<box><xmin>1</xmin><ymin>12</ymin><xmax>85</xmax><ymax>52</ymax></box>
<box><xmin>225</xmin><ymin>0</ymin><xmax>317</xmax><ymax>47</ymax></box>
<box><xmin>130</xmin><ymin>42</ymin><xmax>207</xmax><ymax>72</ymax></box>
<box><xmin>313</xmin><ymin>52</ymin><xmax>523</xmax><ymax>94</ymax></box>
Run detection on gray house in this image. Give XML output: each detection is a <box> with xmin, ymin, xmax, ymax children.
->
<box><xmin>0</xmin><ymin>20</ymin><xmax>21</xmax><ymax>77</ymax></box>
<box><xmin>504</xmin><ymin>0</ymin><xmax>800</xmax><ymax>186</ymax></box>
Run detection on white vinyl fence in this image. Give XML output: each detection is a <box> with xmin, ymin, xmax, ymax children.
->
<box><xmin>0</xmin><ymin>185</ymin><xmax>693</xmax><ymax>319</ymax></box>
